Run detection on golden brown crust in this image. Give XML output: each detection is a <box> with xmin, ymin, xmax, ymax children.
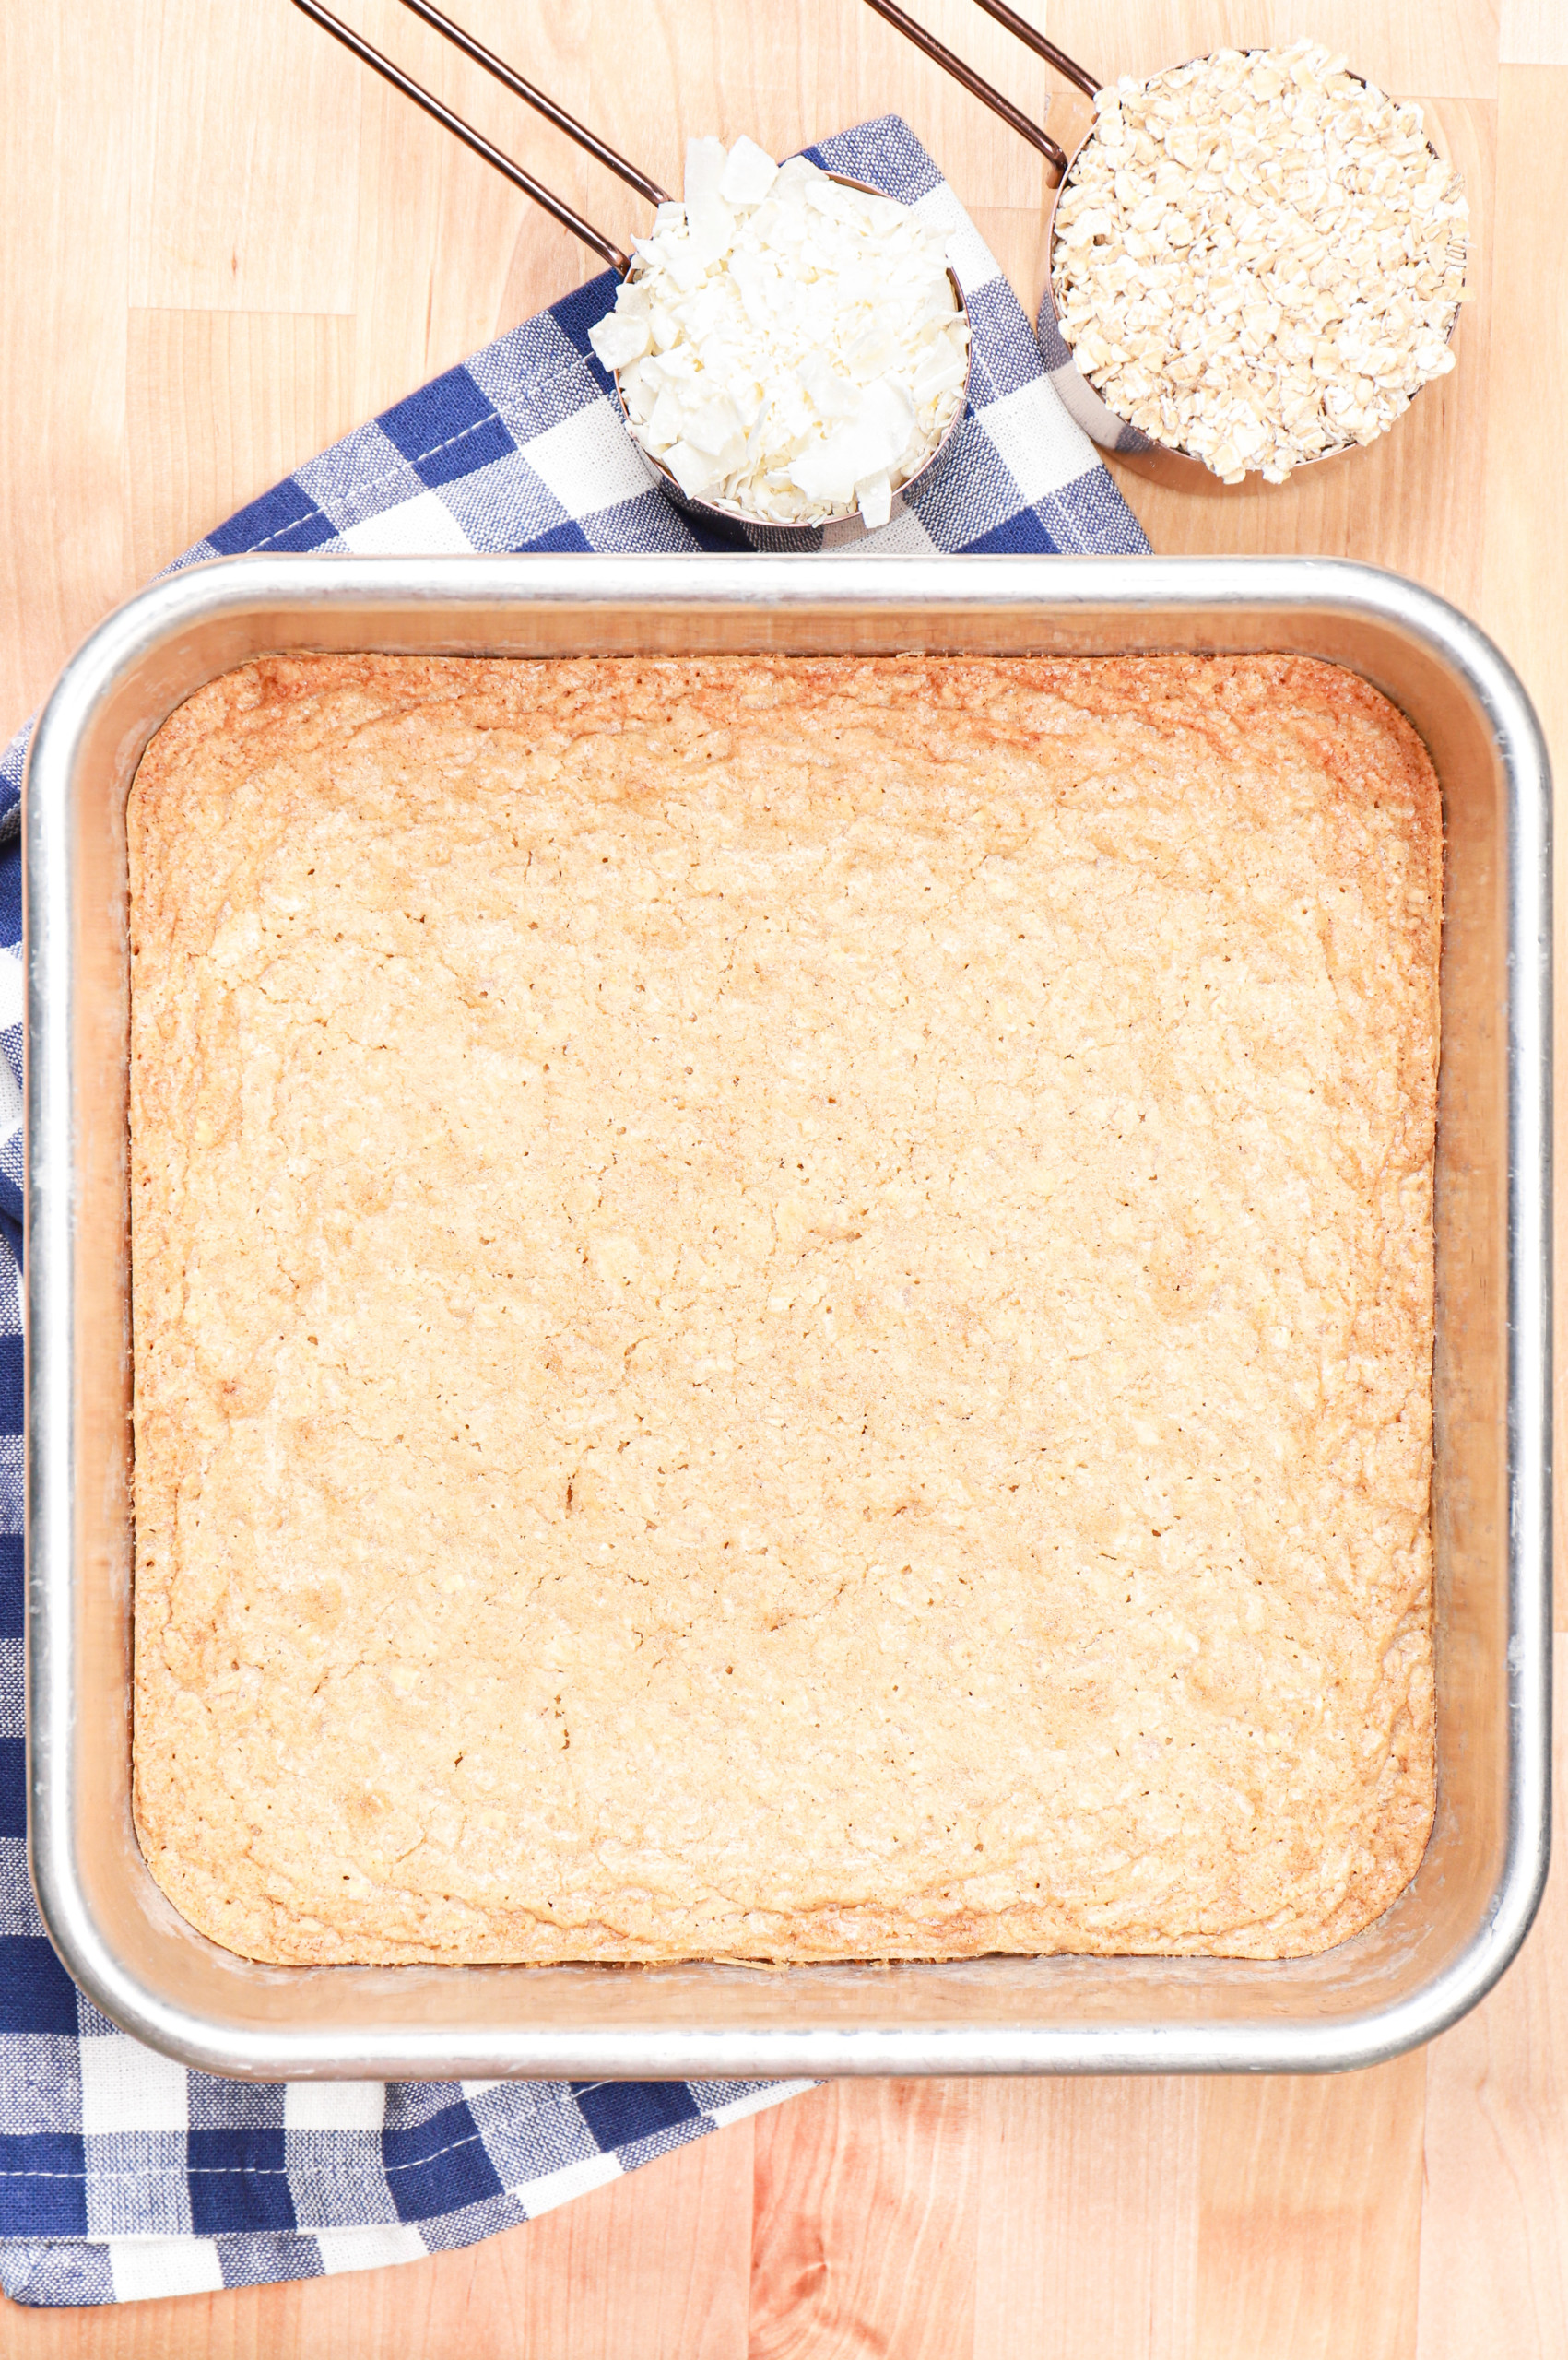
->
<box><xmin>128</xmin><ymin>652</ymin><xmax>1441</xmax><ymax>1965</ymax></box>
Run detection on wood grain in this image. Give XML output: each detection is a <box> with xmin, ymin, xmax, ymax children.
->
<box><xmin>4</xmin><ymin>4</ymin><xmax>1567</xmax><ymax>2354</ymax></box>
<box><xmin>501</xmin><ymin>2113</ymin><xmax>754</xmax><ymax>2360</ymax></box>
<box><xmin>1196</xmin><ymin>2058</ymin><xmax>1427</xmax><ymax>2360</ymax></box>
<box><xmin>130</xmin><ymin>0</ymin><xmax>362</xmax><ymax>314</ymax></box>
<box><xmin>0</xmin><ymin>6</ymin><xmax>135</xmax><ymax>740</ymax></box>
<box><xmin>1499</xmin><ymin>3</ymin><xmax>1568</xmax><ymax>65</ymax></box>
<box><xmin>750</xmin><ymin>2083</ymin><xmax>979</xmax><ymax>2360</ymax></box>
<box><xmin>965</xmin><ymin>4</ymin><xmax>1501</xmax><ymax>98</ymax></box>
<box><xmin>1417</xmin><ymin>1664</ymin><xmax>1568</xmax><ymax>2360</ymax></box>
<box><xmin>124</xmin><ymin>312</ymin><xmax>357</xmax><ymax>575</ymax></box>
<box><xmin>973</xmin><ymin>2079</ymin><xmax>1201</xmax><ymax>2360</ymax></box>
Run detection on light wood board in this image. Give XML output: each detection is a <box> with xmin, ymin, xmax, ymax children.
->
<box><xmin>3</xmin><ymin>3</ymin><xmax>1566</xmax><ymax>2352</ymax></box>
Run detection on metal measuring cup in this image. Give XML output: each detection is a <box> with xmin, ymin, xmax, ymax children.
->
<box><xmin>291</xmin><ymin>0</ymin><xmax>974</xmax><ymax>547</ymax></box>
<box><xmin>864</xmin><ymin>0</ymin><xmax>1464</xmax><ymax>490</ymax></box>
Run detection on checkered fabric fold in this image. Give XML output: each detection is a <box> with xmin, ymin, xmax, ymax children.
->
<box><xmin>0</xmin><ymin>115</ymin><xmax>1146</xmax><ymax>2307</ymax></box>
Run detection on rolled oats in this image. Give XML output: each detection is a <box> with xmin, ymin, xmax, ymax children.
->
<box><xmin>1050</xmin><ymin>41</ymin><xmax>1468</xmax><ymax>483</ymax></box>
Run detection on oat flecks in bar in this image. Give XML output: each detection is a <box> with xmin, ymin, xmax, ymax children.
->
<box><xmin>127</xmin><ymin>651</ymin><xmax>1440</xmax><ymax>1971</ymax></box>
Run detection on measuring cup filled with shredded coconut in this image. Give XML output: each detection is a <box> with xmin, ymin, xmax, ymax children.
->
<box><xmin>589</xmin><ymin>136</ymin><xmax>973</xmax><ymax>535</ymax></box>
<box><xmin>1043</xmin><ymin>40</ymin><xmax>1468</xmax><ymax>485</ymax></box>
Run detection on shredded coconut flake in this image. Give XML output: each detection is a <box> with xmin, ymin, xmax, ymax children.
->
<box><xmin>591</xmin><ymin>138</ymin><xmax>971</xmax><ymax>527</ymax></box>
<box><xmin>1050</xmin><ymin>41</ymin><xmax>1469</xmax><ymax>483</ymax></box>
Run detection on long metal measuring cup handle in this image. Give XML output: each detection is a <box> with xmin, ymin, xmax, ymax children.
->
<box><xmin>288</xmin><ymin>0</ymin><xmax>644</xmax><ymax>272</ymax></box>
<box><xmin>389</xmin><ymin>0</ymin><xmax>670</xmax><ymax>208</ymax></box>
<box><xmin>293</xmin><ymin>0</ymin><xmax>1101</xmax><ymax>277</ymax></box>
<box><xmin>967</xmin><ymin>0</ymin><xmax>1098</xmax><ymax>100</ymax></box>
<box><xmin>860</xmin><ymin>0</ymin><xmax>1102</xmax><ymax>179</ymax></box>
<box><xmin>286</xmin><ymin>0</ymin><xmax>982</xmax><ymax>540</ymax></box>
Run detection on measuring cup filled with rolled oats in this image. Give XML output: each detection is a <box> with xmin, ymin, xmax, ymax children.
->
<box><xmin>1042</xmin><ymin>41</ymin><xmax>1469</xmax><ymax>485</ymax></box>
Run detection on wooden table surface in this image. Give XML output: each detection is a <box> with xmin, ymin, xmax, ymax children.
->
<box><xmin>3</xmin><ymin>3</ymin><xmax>1565</xmax><ymax>2353</ymax></box>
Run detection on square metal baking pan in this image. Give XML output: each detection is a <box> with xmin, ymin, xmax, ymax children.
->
<box><xmin>25</xmin><ymin>552</ymin><xmax>1551</xmax><ymax>2080</ymax></box>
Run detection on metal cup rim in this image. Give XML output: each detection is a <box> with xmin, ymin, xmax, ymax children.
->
<box><xmin>1042</xmin><ymin>52</ymin><xmax>1466</xmax><ymax>484</ymax></box>
<box><xmin>609</xmin><ymin>169</ymin><xmax>974</xmax><ymax>539</ymax></box>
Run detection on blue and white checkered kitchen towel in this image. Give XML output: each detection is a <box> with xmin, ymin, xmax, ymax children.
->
<box><xmin>0</xmin><ymin>115</ymin><xmax>1146</xmax><ymax>2308</ymax></box>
